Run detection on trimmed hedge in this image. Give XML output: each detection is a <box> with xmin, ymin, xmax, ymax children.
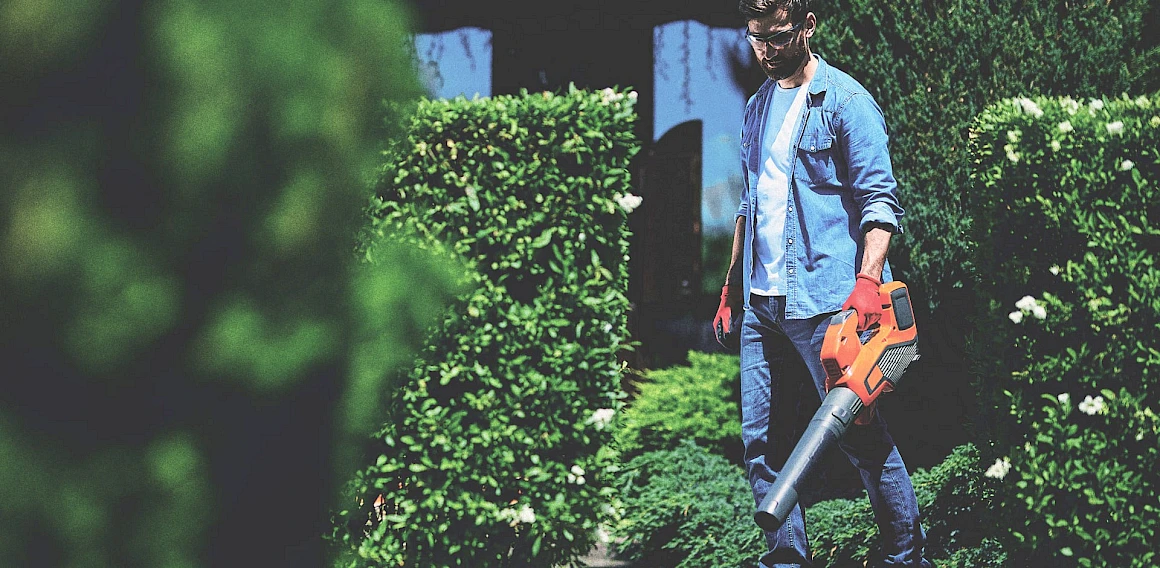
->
<box><xmin>968</xmin><ymin>93</ymin><xmax>1159</xmax><ymax>565</ymax></box>
<box><xmin>617</xmin><ymin>351</ymin><xmax>742</xmax><ymax>463</ymax></box>
<box><xmin>330</xmin><ymin>87</ymin><xmax>640</xmax><ymax>567</ymax></box>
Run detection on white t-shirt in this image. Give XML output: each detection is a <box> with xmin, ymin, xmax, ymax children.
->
<box><xmin>751</xmin><ymin>82</ymin><xmax>809</xmax><ymax>296</ymax></box>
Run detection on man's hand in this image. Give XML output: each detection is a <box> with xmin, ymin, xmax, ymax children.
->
<box><xmin>842</xmin><ymin>273</ymin><xmax>882</xmax><ymax>331</ymax></box>
<box><xmin>713</xmin><ymin>285</ymin><xmax>742</xmax><ymax>348</ymax></box>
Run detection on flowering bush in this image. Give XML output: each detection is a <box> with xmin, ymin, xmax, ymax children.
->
<box><xmin>968</xmin><ymin>93</ymin><xmax>1160</xmax><ymax>565</ymax></box>
<box><xmin>329</xmin><ymin>87</ymin><xmax>640</xmax><ymax>566</ymax></box>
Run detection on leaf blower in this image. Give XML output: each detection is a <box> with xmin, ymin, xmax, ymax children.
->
<box><xmin>753</xmin><ymin>281</ymin><xmax>920</xmax><ymax>532</ymax></box>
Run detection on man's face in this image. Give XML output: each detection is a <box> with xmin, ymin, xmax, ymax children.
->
<box><xmin>746</xmin><ymin>10</ymin><xmax>813</xmax><ymax>81</ymax></box>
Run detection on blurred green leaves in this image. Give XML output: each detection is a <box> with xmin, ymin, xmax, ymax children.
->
<box><xmin>0</xmin><ymin>0</ymin><xmax>452</xmax><ymax>565</ymax></box>
<box><xmin>0</xmin><ymin>0</ymin><xmax>113</xmax><ymax>80</ymax></box>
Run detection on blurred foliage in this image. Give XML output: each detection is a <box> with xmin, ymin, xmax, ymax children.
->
<box><xmin>814</xmin><ymin>0</ymin><xmax>1160</xmax><ymax>311</ymax></box>
<box><xmin>329</xmin><ymin>87</ymin><xmax>640</xmax><ymax>567</ymax></box>
<box><xmin>968</xmin><ymin>93</ymin><xmax>1159</xmax><ymax>565</ymax></box>
<box><xmin>617</xmin><ymin>351</ymin><xmax>742</xmax><ymax>463</ymax></box>
<box><xmin>0</xmin><ymin>0</ymin><xmax>461</xmax><ymax>566</ymax></box>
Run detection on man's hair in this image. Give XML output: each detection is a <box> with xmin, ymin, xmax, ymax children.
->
<box><xmin>738</xmin><ymin>0</ymin><xmax>811</xmax><ymax>22</ymax></box>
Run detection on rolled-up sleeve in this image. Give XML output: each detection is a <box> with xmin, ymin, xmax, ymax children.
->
<box><xmin>836</xmin><ymin>93</ymin><xmax>904</xmax><ymax>233</ymax></box>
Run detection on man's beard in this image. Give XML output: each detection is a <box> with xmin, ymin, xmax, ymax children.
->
<box><xmin>762</xmin><ymin>44</ymin><xmax>809</xmax><ymax>81</ymax></box>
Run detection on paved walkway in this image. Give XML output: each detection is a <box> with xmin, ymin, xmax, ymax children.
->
<box><xmin>577</xmin><ymin>541</ymin><xmax>632</xmax><ymax>567</ymax></box>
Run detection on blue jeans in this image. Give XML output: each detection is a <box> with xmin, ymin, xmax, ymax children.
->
<box><xmin>741</xmin><ymin>295</ymin><xmax>930</xmax><ymax>568</ymax></box>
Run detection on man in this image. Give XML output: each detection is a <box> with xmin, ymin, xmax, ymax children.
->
<box><xmin>711</xmin><ymin>1</ymin><xmax>931</xmax><ymax>566</ymax></box>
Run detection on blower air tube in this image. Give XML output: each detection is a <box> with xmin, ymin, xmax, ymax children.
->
<box><xmin>754</xmin><ymin>387</ymin><xmax>864</xmax><ymax>532</ymax></box>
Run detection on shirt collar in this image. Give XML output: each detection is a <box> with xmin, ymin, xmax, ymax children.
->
<box><xmin>807</xmin><ymin>54</ymin><xmax>828</xmax><ymax>96</ymax></box>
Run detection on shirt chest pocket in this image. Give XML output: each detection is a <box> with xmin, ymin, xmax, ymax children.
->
<box><xmin>798</xmin><ymin>132</ymin><xmax>839</xmax><ymax>188</ymax></box>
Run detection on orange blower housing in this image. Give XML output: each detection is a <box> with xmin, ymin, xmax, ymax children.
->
<box><xmin>754</xmin><ymin>281</ymin><xmax>920</xmax><ymax>532</ymax></box>
<box><xmin>820</xmin><ymin>280</ymin><xmax>919</xmax><ymax>425</ymax></box>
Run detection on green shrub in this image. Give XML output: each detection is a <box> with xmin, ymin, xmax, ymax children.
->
<box><xmin>612</xmin><ymin>440</ymin><xmax>1002</xmax><ymax>567</ymax></box>
<box><xmin>807</xmin><ymin>444</ymin><xmax>1005</xmax><ymax>567</ymax></box>
<box><xmin>804</xmin><ymin>495</ymin><xmax>876</xmax><ymax>566</ymax></box>
<box><xmin>940</xmin><ymin>538</ymin><xmax>1007</xmax><ymax>568</ymax></box>
<box><xmin>813</xmin><ymin>0</ymin><xmax>1159</xmax><ymax>309</ymax></box>
<box><xmin>330</xmin><ymin>87</ymin><xmax>640</xmax><ymax>567</ymax></box>
<box><xmin>617</xmin><ymin>351</ymin><xmax>742</xmax><ymax>462</ymax></box>
<box><xmin>968</xmin><ymin>93</ymin><xmax>1160</xmax><ymax>565</ymax></box>
<box><xmin>914</xmin><ymin>444</ymin><xmax>1005</xmax><ymax>566</ymax></box>
<box><xmin>612</xmin><ymin>440</ymin><xmax>764</xmax><ymax>568</ymax></box>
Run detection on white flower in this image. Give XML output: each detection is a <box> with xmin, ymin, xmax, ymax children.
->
<box><xmin>1018</xmin><ymin>98</ymin><xmax>1044</xmax><ymax>117</ymax></box>
<box><xmin>1005</xmin><ymin>144</ymin><xmax>1020</xmax><ymax>164</ymax></box>
<box><xmin>1058</xmin><ymin>393</ymin><xmax>1070</xmax><ymax>406</ymax></box>
<box><xmin>985</xmin><ymin>457</ymin><xmax>1012</xmax><ymax>480</ymax></box>
<box><xmin>1008</xmin><ymin>311</ymin><xmax>1024</xmax><ymax>324</ymax></box>
<box><xmin>1031</xmin><ymin>305</ymin><xmax>1047</xmax><ymax>320</ymax></box>
<box><xmin>1007</xmin><ymin>129</ymin><xmax>1021</xmax><ymax>143</ymax></box>
<box><xmin>1120</xmin><ymin>159</ymin><xmax>1135</xmax><ymax>171</ymax></box>
<box><xmin>568</xmin><ymin>465</ymin><xmax>587</xmax><ymax>485</ymax></box>
<box><xmin>499</xmin><ymin>504</ymin><xmax>538</xmax><ymax>526</ymax></box>
<box><xmin>586</xmin><ymin>408</ymin><xmax>616</xmax><ymax>430</ymax></box>
<box><xmin>1079</xmin><ymin>395</ymin><xmax>1106</xmax><ymax>416</ymax></box>
<box><xmin>1089</xmin><ymin>98</ymin><xmax>1105</xmax><ymax>111</ymax></box>
<box><xmin>1049</xmin><ymin>265</ymin><xmax>1061</xmax><ymax>275</ymax></box>
<box><xmin>600</xmin><ymin>88</ymin><xmax>625</xmax><ymax>105</ymax></box>
<box><xmin>1135</xmin><ymin>95</ymin><xmax>1151</xmax><ymax>108</ymax></box>
<box><xmin>1050</xmin><ymin>140</ymin><xmax>1062</xmax><ymax>152</ymax></box>
<box><xmin>1015</xmin><ymin>295</ymin><xmax>1038</xmax><ymax>311</ymax></box>
<box><xmin>615</xmin><ymin>193</ymin><xmax>643</xmax><ymax>213</ymax></box>
<box><xmin>1061</xmin><ymin>97</ymin><xmax>1080</xmax><ymax>115</ymax></box>
<box><xmin>628</xmin><ymin>90</ymin><xmax>638</xmax><ymax>102</ymax></box>
<box><xmin>1058</xmin><ymin>121</ymin><xmax>1073</xmax><ymax>133</ymax></box>
<box><xmin>1106</xmin><ymin>121</ymin><xmax>1125</xmax><ymax>135</ymax></box>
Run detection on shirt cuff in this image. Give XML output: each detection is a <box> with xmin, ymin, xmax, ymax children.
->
<box><xmin>860</xmin><ymin>203</ymin><xmax>902</xmax><ymax>234</ymax></box>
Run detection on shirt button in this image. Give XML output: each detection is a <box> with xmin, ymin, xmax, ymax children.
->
<box><xmin>810</xmin><ymin>145</ymin><xmax>816</xmax><ymax>151</ymax></box>
<box><xmin>788</xmin><ymin>268</ymin><xmax>795</xmax><ymax>274</ymax></box>
<box><xmin>788</xmin><ymin>238</ymin><xmax>794</xmax><ymax>245</ymax></box>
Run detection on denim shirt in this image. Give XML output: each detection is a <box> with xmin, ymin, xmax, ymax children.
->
<box><xmin>737</xmin><ymin>55</ymin><xmax>903</xmax><ymax>319</ymax></box>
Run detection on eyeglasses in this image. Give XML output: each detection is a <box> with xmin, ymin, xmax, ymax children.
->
<box><xmin>744</xmin><ymin>22</ymin><xmax>803</xmax><ymax>50</ymax></box>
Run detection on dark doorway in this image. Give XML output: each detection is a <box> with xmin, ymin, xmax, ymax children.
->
<box><xmin>628</xmin><ymin>120</ymin><xmax>716</xmax><ymax>370</ymax></box>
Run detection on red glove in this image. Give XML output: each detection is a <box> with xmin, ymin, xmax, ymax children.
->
<box><xmin>713</xmin><ymin>285</ymin><xmax>741</xmax><ymax>348</ymax></box>
<box><xmin>842</xmin><ymin>273</ymin><xmax>883</xmax><ymax>332</ymax></box>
